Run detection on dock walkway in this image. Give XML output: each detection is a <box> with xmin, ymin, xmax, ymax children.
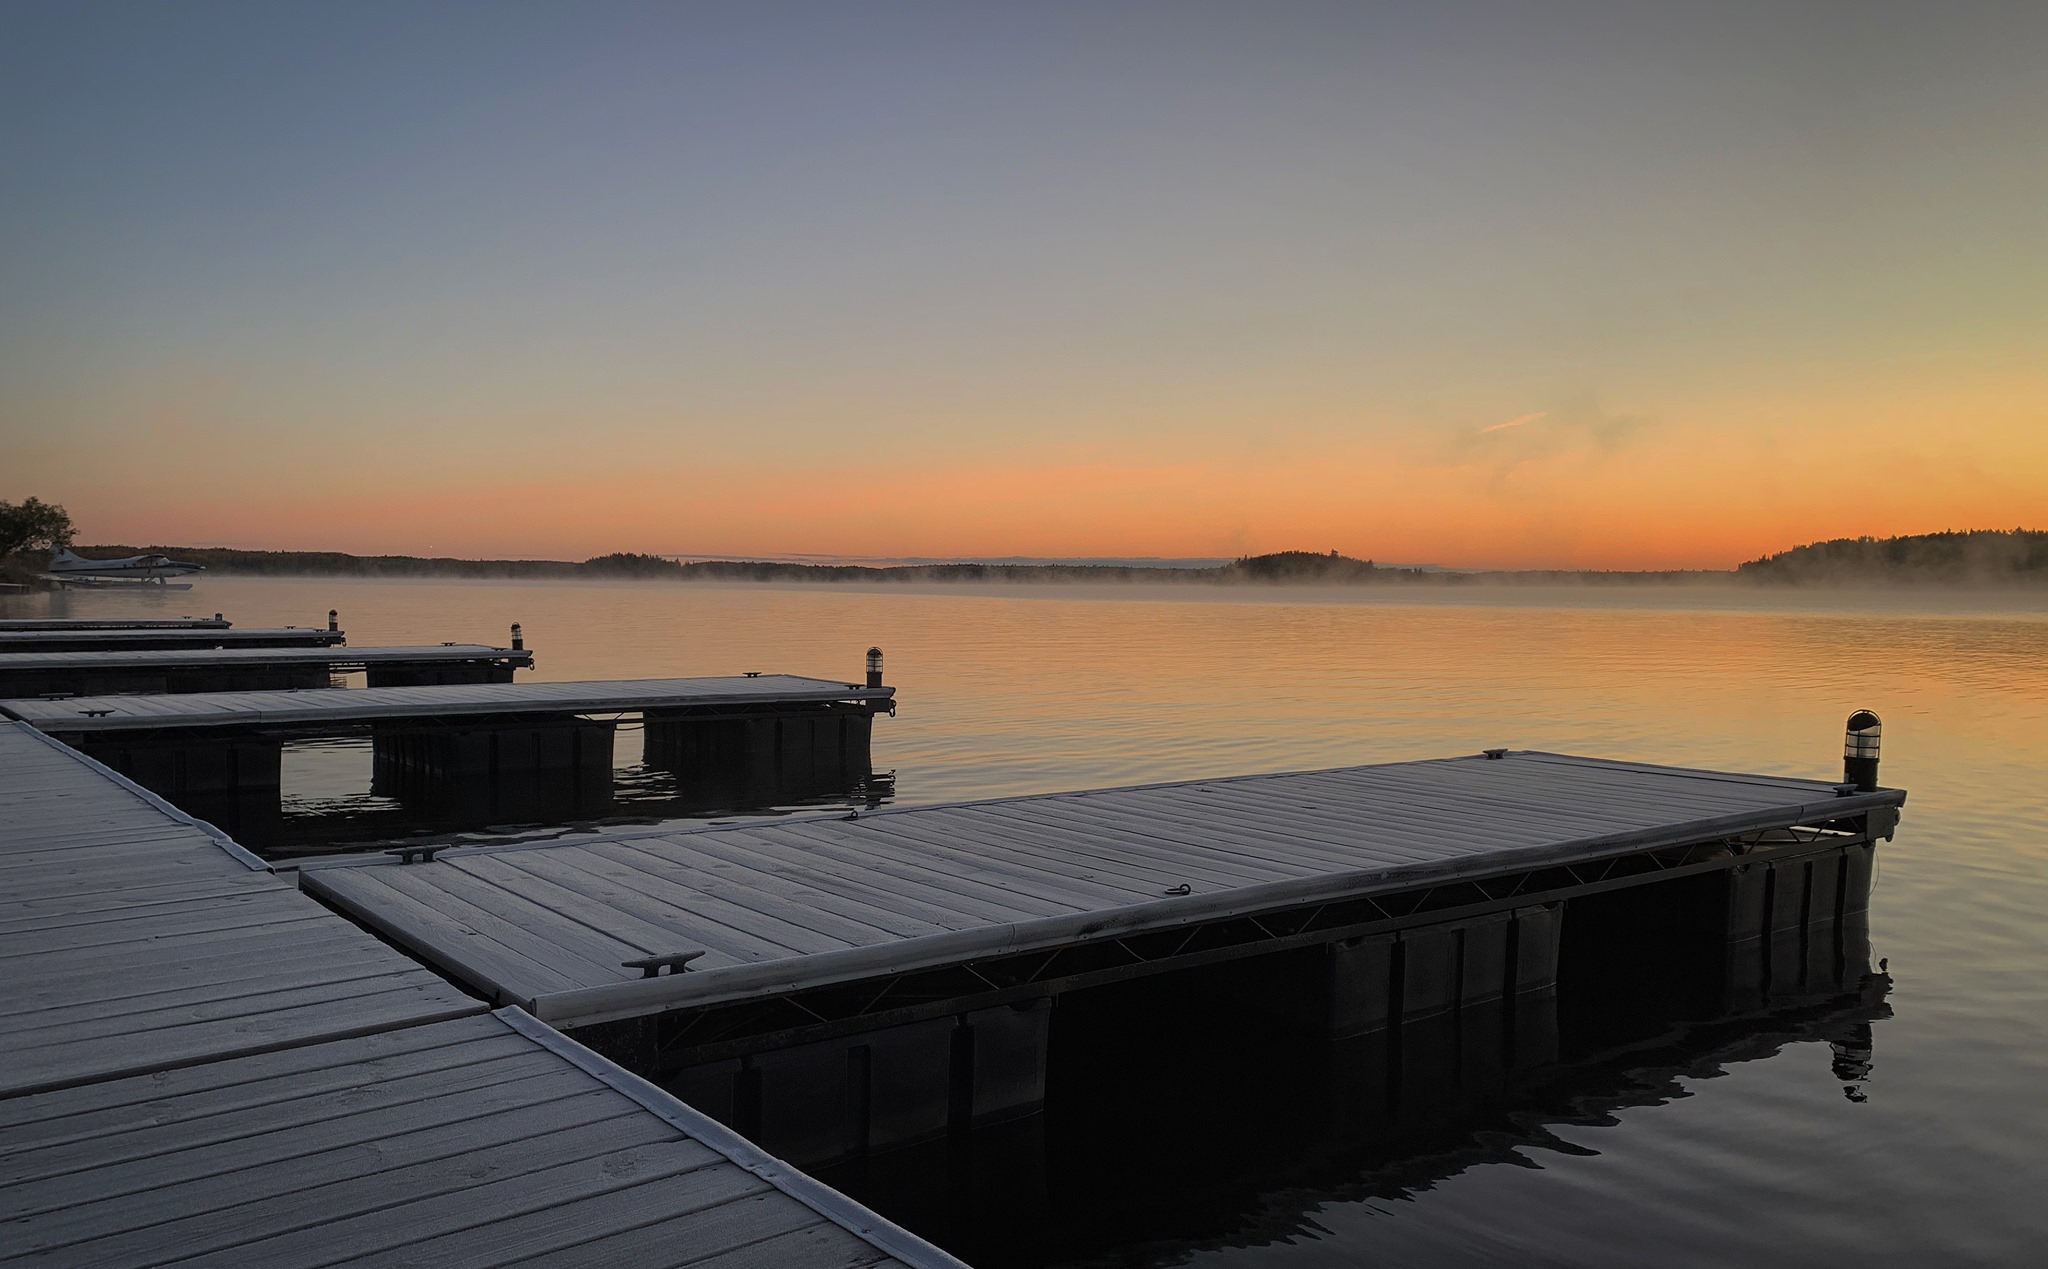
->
<box><xmin>0</xmin><ymin>1008</ymin><xmax>959</xmax><ymax>1269</ymax></box>
<box><xmin>0</xmin><ymin>617</ymin><xmax>229</xmax><ymax>632</ymax></box>
<box><xmin>0</xmin><ymin>627</ymin><xmax>344</xmax><ymax>653</ymax></box>
<box><xmin>0</xmin><ymin>720</ymin><xmax>963</xmax><ymax>1268</ymax></box>
<box><xmin>0</xmin><ymin>643</ymin><xmax>533</xmax><ymax>695</ymax></box>
<box><xmin>302</xmin><ymin>752</ymin><xmax>1906</xmax><ymax>1028</ymax></box>
<box><xmin>0</xmin><ymin>722</ymin><xmax>479</xmax><ymax>1097</ymax></box>
<box><xmin>1</xmin><ymin>674</ymin><xmax>892</xmax><ymax>733</ymax></box>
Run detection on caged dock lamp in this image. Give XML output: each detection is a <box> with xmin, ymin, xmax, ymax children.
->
<box><xmin>1844</xmin><ymin>710</ymin><xmax>1882</xmax><ymax>792</ymax></box>
<box><xmin>866</xmin><ymin>647</ymin><xmax>884</xmax><ymax>689</ymax></box>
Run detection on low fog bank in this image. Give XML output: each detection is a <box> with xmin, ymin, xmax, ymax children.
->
<box><xmin>56</xmin><ymin>532</ymin><xmax>2048</xmax><ymax>590</ymax></box>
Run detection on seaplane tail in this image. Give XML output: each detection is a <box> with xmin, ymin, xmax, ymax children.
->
<box><xmin>44</xmin><ymin>547</ymin><xmax>205</xmax><ymax>584</ymax></box>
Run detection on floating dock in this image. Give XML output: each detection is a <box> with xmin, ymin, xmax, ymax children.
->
<box><xmin>303</xmin><ymin>752</ymin><xmax>1901</xmax><ymax>1024</ymax></box>
<box><xmin>0</xmin><ymin>643</ymin><xmax>534</xmax><ymax>696</ymax></box>
<box><xmin>0</xmin><ymin>626</ymin><xmax>345</xmax><ymax>653</ymax></box>
<box><xmin>1</xmin><ymin>673</ymin><xmax>892</xmax><ymax>732</ymax></box>
<box><xmin>0</xmin><ymin>720</ymin><xmax>962</xmax><ymax>1269</ymax></box>
<box><xmin>0</xmin><ymin>616</ymin><xmax>230</xmax><ymax>631</ymax></box>
<box><xmin>1</xmin><ymin>673</ymin><xmax>896</xmax><ymax>844</ymax></box>
<box><xmin>299</xmin><ymin>751</ymin><xmax>1903</xmax><ymax>1165</ymax></box>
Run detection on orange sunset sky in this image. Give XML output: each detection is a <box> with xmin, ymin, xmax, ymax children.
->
<box><xmin>4</xmin><ymin>4</ymin><xmax>2044</xmax><ymax>570</ymax></box>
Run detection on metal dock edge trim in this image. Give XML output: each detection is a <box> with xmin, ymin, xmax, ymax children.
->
<box><xmin>3</xmin><ymin>720</ymin><xmax>272</xmax><ymax>873</ymax></box>
<box><xmin>493</xmin><ymin>789</ymin><xmax>1906</xmax><ymax>1029</ymax></box>
<box><xmin>493</xmin><ymin>1007</ymin><xmax>972</xmax><ymax>1269</ymax></box>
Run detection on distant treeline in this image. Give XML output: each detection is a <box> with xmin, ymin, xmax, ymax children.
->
<box><xmin>62</xmin><ymin>532</ymin><xmax>2045</xmax><ymax>586</ymax></box>
<box><xmin>67</xmin><ymin>545</ymin><xmax>1717</xmax><ymax>586</ymax></box>
<box><xmin>1736</xmin><ymin>529</ymin><xmax>2048</xmax><ymax>586</ymax></box>
<box><xmin>70</xmin><ymin>546</ymin><xmax>665</xmax><ymax>580</ymax></box>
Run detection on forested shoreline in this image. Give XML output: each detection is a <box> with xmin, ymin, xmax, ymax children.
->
<box><xmin>15</xmin><ymin>531</ymin><xmax>2042</xmax><ymax>588</ymax></box>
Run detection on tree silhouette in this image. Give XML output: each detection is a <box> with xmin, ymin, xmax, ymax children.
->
<box><xmin>0</xmin><ymin>497</ymin><xmax>74</xmax><ymax>559</ymax></box>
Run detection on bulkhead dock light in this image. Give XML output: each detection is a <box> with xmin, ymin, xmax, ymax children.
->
<box><xmin>1844</xmin><ymin>710</ymin><xmax>1882</xmax><ymax>792</ymax></box>
<box><xmin>866</xmin><ymin>647</ymin><xmax>884</xmax><ymax>689</ymax></box>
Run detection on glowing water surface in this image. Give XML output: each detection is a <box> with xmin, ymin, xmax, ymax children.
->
<box><xmin>8</xmin><ymin>577</ymin><xmax>2045</xmax><ymax>1266</ymax></box>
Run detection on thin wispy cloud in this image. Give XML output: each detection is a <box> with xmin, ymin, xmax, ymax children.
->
<box><xmin>1481</xmin><ymin>411</ymin><xmax>1546</xmax><ymax>435</ymax></box>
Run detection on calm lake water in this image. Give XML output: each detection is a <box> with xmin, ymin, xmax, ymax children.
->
<box><xmin>7</xmin><ymin>576</ymin><xmax>2047</xmax><ymax>1267</ymax></box>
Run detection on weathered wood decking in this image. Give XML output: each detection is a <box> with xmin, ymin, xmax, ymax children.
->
<box><xmin>0</xmin><ymin>722</ymin><xmax>481</xmax><ymax>1097</ymax></box>
<box><xmin>0</xmin><ymin>674</ymin><xmax>893</xmax><ymax>733</ymax></box>
<box><xmin>0</xmin><ymin>1008</ymin><xmax>962</xmax><ymax>1269</ymax></box>
<box><xmin>301</xmin><ymin>752</ymin><xmax>1906</xmax><ymax>1028</ymax></box>
<box><xmin>0</xmin><ymin>627</ymin><xmax>344</xmax><ymax>653</ymax></box>
<box><xmin>0</xmin><ymin>643</ymin><xmax>533</xmax><ymax>695</ymax></box>
<box><xmin>0</xmin><ymin>719</ymin><xmax>964</xmax><ymax>1269</ymax></box>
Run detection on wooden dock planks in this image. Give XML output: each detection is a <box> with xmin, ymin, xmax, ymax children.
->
<box><xmin>0</xmin><ymin>673</ymin><xmax>892</xmax><ymax>732</ymax></box>
<box><xmin>0</xmin><ymin>1008</ymin><xmax>964</xmax><ymax>1269</ymax></box>
<box><xmin>300</xmin><ymin>751</ymin><xmax>1908</xmax><ymax>1027</ymax></box>
<box><xmin>0</xmin><ymin>717</ymin><xmax>963</xmax><ymax>1268</ymax></box>
<box><xmin>0</xmin><ymin>722</ymin><xmax>482</xmax><ymax>1097</ymax></box>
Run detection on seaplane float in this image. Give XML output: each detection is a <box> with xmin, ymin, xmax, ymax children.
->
<box><xmin>43</xmin><ymin>547</ymin><xmax>205</xmax><ymax>590</ymax></box>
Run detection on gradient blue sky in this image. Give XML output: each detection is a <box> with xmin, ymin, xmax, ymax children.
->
<box><xmin>4</xmin><ymin>2</ymin><xmax>2044</xmax><ymax>566</ymax></box>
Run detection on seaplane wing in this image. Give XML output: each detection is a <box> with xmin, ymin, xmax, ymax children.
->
<box><xmin>44</xmin><ymin>547</ymin><xmax>205</xmax><ymax>581</ymax></box>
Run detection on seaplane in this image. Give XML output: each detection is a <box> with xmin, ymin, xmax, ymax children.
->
<box><xmin>43</xmin><ymin>547</ymin><xmax>205</xmax><ymax>589</ymax></box>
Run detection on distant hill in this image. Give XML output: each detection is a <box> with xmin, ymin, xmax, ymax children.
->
<box><xmin>1220</xmin><ymin>550</ymin><xmax>1440</xmax><ymax>583</ymax></box>
<box><xmin>1737</xmin><ymin>530</ymin><xmax>2048</xmax><ymax>585</ymax></box>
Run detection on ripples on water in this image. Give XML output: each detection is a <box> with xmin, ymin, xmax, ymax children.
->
<box><xmin>8</xmin><ymin>577</ymin><xmax>2046</xmax><ymax>1266</ymax></box>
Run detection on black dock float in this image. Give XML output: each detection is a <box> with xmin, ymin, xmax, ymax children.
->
<box><xmin>0</xmin><ymin>643</ymin><xmax>532</xmax><ymax>696</ymax></box>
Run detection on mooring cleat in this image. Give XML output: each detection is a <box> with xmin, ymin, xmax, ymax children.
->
<box><xmin>623</xmin><ymin>950</ymin><xmax>707</xmax><ymax>978</ymax></box>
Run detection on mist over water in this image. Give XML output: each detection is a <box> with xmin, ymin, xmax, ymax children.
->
<box><xmin>6</xmin><ymin>576</ymin><xmax>2046</xmax><ymax>1266</ymax></box>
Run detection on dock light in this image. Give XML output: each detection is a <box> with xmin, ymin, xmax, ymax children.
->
<box><xmin>1844</xmin><ymin>710</ymin><xmax>1882</xmax><ymax>792</ymax></box>
<box><xmin>328</xmin><ymin>609</ymin><xmax>339</xmax><ymax>632</ymax></box>
<box><xmin>510</xmin><ymin>623</ymin><xmax>524</xmax><ymax>652</ymax></box>
<box><xmin>866</xmin><ymin>647</ymin><xmax>884</xmax><ymax>689</ymax></box>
